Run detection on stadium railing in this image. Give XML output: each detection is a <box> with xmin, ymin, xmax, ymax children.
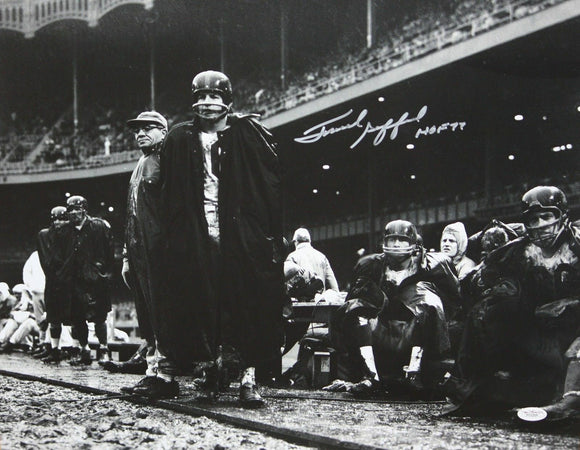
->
<box><xmin>254</xmin><ymin>0</ymin><xmax>566</xmax><ymax>118</ymax></box>
<box><xmin>0</xmin><ymin>149</ymin><xmax>142</xmax><ymax>175</ymax></box>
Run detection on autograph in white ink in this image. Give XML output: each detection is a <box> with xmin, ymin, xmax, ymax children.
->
<box><xmin>294</xmin><ymin>105</ymin><xmax>429</xmax><ymax>149</ymax></box>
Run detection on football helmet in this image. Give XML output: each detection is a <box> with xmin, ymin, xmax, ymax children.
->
<box><xmin>382</xmin><ymin>220</ymin><xmax>420</xmax><ymax>263</ymax></box>
<box><xmin>191</xmin><ymin>70</ymin><xmax>232</xmax><ymax>121</ymax></box>
<box><xmin>521</xmin><ymin>186</ymin><xmax>568</xmax><ymax>249</ymax></box>
<box><xmin>50</xmin><ymin>206</ymin><xmax>68</xmax><ymax>224</ymax></box>
<box><xmin>67</xmin><ymin>195</ymin><xmax>88</xmax><ymax>211</ymax></box>
<box><xmin>67</xmin><ymin>195</ymin><xmax>88</xmax><ymax>225</ymax></box>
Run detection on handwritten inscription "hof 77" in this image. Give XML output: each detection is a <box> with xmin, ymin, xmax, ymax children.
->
<box><xmin>294</xmin><ymin>106</ymin><xmax>466</xmax><ymax>149</ymax></box>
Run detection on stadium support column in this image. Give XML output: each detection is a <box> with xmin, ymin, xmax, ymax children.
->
<box><xmin>366</xmin><ymin>0</ymin><xmax>374</xmax><ymax>49</ymax></box>
<box><xmin>219</xmin><ymin>16</ymin><xmax>226</xmax><ymax>73</ymax></box>
<box><xmin>72</xmin><ymin>33</ymin><xmax>78</xmax><ymax>133</ymax></box>
<box><xmin>144</xmin><ymin>11</ymin><xmax>158</xmax><ymax>110</ymax></box>
<box><xmin>149</xmin><ymin>28</ymin><xmax>156</xmax><ymax>110</ymax></box>
<box><xmin>280</xmin><ymin>0</ymin><xmax>288</xmax><ymax>91</ymax></box>
<box><xmin>484</xmin><ymin>134</ymin><xmax>493</xmax><ymax>207</ymax></box>
<box><xmin>368</xmin><ymin>147</ymin><xmax>376</xmax><ymax>252</ymax></box>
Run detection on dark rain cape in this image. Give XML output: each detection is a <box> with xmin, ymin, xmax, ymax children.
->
<box><xmin>158</xmin><ymin>114</ymin><xmax>285</xmax><ymax>375</ymax></box>
<box><xmin>51</xmin><ymin>217</ymin><xmax>114</xmax><ymax>324</ymax></box>
<box><xmin>450</xmin><ymin>221</ymin><xmax>580</xmax><ymax>411</ymax></box>
<box><xmin>124</xmin><ymin>146</ymin><xmax>163</xmax><ymax>344</ymax></box>
<box><xmin>37</xmin><ymin>225</ymin><xmax>70</xmax><ymax>323</ymax></box>
<box><xmin>331</xmin><ymin>252</ymin><xmax>460</xmax><ymax>386</ymax></box>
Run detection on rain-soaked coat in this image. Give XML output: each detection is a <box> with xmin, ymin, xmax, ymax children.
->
<box><xmin>37</xmin><ymin>225</ymin><xmax>69</xmax><ymax>323</ymax></box>
<box><xmin>52</xmin><ymin>217</ymin><xmax>114</xmax><ymax>324</ymax></box>
<box><xmin>158</xmin><ymin>114</ymin><xmax>285</xmax><ymax>376</ymax></box>
<box><xmin>331</xmin><ymin>251</ymin><xmax>460</xmax><ymax>387</ymax></box>
<box><xmin>124</xmin><ymin>144</ymin><xmax>163</xmax><ymax>344</ymax></box>
<box><xmin>451</xmin><ymin>220</ymin><xmax>580</xmax><ymax>410</ymax></box>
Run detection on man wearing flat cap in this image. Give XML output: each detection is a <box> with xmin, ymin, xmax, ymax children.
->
<box><xmin>112</xmin><ymin>111</ymin><xmax>169</xmax><ymax>392</ymax></box>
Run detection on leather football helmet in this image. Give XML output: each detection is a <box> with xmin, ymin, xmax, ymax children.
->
<box><xmin>382</xmin><ymin>220</ymin><xmax>420</xmax><ymax>263</ymax></box>
<box><xmin>521</xmin><ymin>186</ymin><xmax>568</xmax><ymax>249</ymax></box>
<box><xmin>50</xmin><ymin>206</ymin><xmax>67</xmax><ymax>224</ymax></box>
<box><xmin>67</xmin><ymin>195</ymin><xmax>88</xmax><ymax>211</ymax></box>
<box><xmin>191</xmin><ymin>70</ymin><xmax>232</xmax><ymax>121</ymax></box>
<box><xmin>66</xmin><ymin>195</ymin><xmax>88</xmax><ymax>225</ymax></box>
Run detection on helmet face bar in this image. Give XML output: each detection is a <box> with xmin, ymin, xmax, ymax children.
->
<box><xmin>521</xmin><ymin>186</ymin><xmax>568</xmax><ymax>249</ymax></box>
<box><xmin>191</xmin><ymin>70</ymin><xmax>232</xmax><ymax>121</ymax></box>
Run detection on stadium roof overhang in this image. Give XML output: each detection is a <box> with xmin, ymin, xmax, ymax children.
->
<box><xmin>263</xmin><ymin>0</ymin><xmax>580</xmax><ymax>130</ymax></box>
<box><xmin>0</xmin><ymin>0</ymin><xmax>153</xmax><ymax>38</ymax></box>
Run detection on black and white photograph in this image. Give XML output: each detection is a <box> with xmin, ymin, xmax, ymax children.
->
<box><xmin>0</xmin><ymin>0</ymin><xmax>579</xmax><ymax>448</ymax></box>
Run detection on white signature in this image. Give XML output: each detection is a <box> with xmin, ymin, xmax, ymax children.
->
<box><xmin>294</xmin><ymin>106</ymin><xmax>428</xmax><ymax>149</ymax></box>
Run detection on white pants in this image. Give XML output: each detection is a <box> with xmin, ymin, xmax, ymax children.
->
<box><xmin>0</xmin><ymin>317</ymin><xmax>39</xmax><ymax>345</ymax></box>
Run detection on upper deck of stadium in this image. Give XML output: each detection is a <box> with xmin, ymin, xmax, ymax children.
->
<box><xmin>0</xmin><ymin>0</ymin><xmax>578</xmax><ymax>281</ymax></box>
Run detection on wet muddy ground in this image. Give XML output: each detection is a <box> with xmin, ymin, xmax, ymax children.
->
<box><xmin>1</xmin><ymin>353</ymin><xmax>578</xmax><ymax>449</ymax></box>
<box><xmin>0</xmin><ymin>376</ymin><xmax>309</xmax><ymax>449</ymax></box>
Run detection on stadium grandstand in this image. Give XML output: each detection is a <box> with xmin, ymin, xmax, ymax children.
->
<box><xmin>0</xmin><ymin>0</ymin><xmax>579</xmax><ymax>288</ymax></box>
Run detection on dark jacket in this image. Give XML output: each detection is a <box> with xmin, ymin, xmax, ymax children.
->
<box><xmin>453</xmin><ymin>221</ymin><xmax>580</xmax><ymax>409</ymax></box>
<box><xmin>345</xmin><ymin>251</ymin><xmax>460</xmax><ymax>320</ymax></box>
<box><xmin>332</xmin><ymin>251</ymin><xmax>459</xmax><ymax>383</ymax></box>
<box><xmin>124</xmin><ymin>145</ymin><xmax>163</xmax><ymax>339</ymax></box>
<box><xmin>37</xmin><ymin>225</ymin><xmax>68</xmax><ymax>323</ymax></box>
<box><xmin>52</xmin><ymin>217</ymin><xmax>114</xmax><ymax>323</ymax></box>
<box><xmin>158</xmin><ymin>114</ymin><xmax>285</xmax><ymax>371</ymax></box>
<box><xmin>462</xmin><ymin>220</ymin><xmax>580</xmax><ymax>313</ymax></box>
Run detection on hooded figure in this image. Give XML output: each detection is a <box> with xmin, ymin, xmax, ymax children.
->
<box><xmin>440</xmin><ymin>222</ymin><xmax>476</xmax><ymax>279</ymax></box>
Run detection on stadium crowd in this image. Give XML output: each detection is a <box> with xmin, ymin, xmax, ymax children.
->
<box><xmin>234</xmin><ymin>0</ymin><xmax>564</xmax><ymax>118</ymax></box>
<box><xmin>0</xmin><ymin>69</ymin><xmax>577</xmax><ymax>424</ymax></box>
<box><xmin>0</xmin><ymin>0</ymin><xmax>565</xmax><ymax>172</ymax></box>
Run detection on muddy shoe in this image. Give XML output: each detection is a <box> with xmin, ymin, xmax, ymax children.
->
<box><xmin>69</xmin><ymin>348</ymin><xmax>92</xmax><ymax>366</ymax></box>
<box><xmin>121</xmin><ymin>376</ymin><xmax>157</xmax><ymax>394</ymax></box>
<box><xmin>33</xmin><ymin>344</ymin><xmax>52</xmax><ymax>359</ymax></box>
<box><xmin>32</xmin><ymin>344</ymin><xmax>50</xmax><ymax>357</ymax></box>
<box><xmin>132</xmin><ymin>377</ymin><xmax>179</xmax><ymax>399</ymax></box>
<box><xmin>59</xmin><ymin>347</ymin><xmax>76</xmax><ymax>361</ymax></box>
<box><xmin>42</xmin><ymin>348</ymin><xmax>62</xmax><ymax>364</ymax></box>
<box><xmin>101</xmin><ymin>355</ymin><xmax>147</xmax><ymax>374</ymax></box>
<box><xmin>349</xmin><ymin>378</ymin><xmax>384</xmax><ymax>399</ymax></box>
<box><xmin>97</xmin><ymin>346</ymin><xmax>111</xmax><ymax>365</ymax></box>
<box><xmin>322</xmin><ymin>379</ymin><xmax>355</xmax><ymax>392</ymax></box>
<box><xmin>239</xmin><ymin>384</ymin><xmax>265</xmax><ymax>409</ymax></box>
<box><xmin>0</xmin><ymin>342</ymin><xmax>14</xmax><ymax>354</ymax></box>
